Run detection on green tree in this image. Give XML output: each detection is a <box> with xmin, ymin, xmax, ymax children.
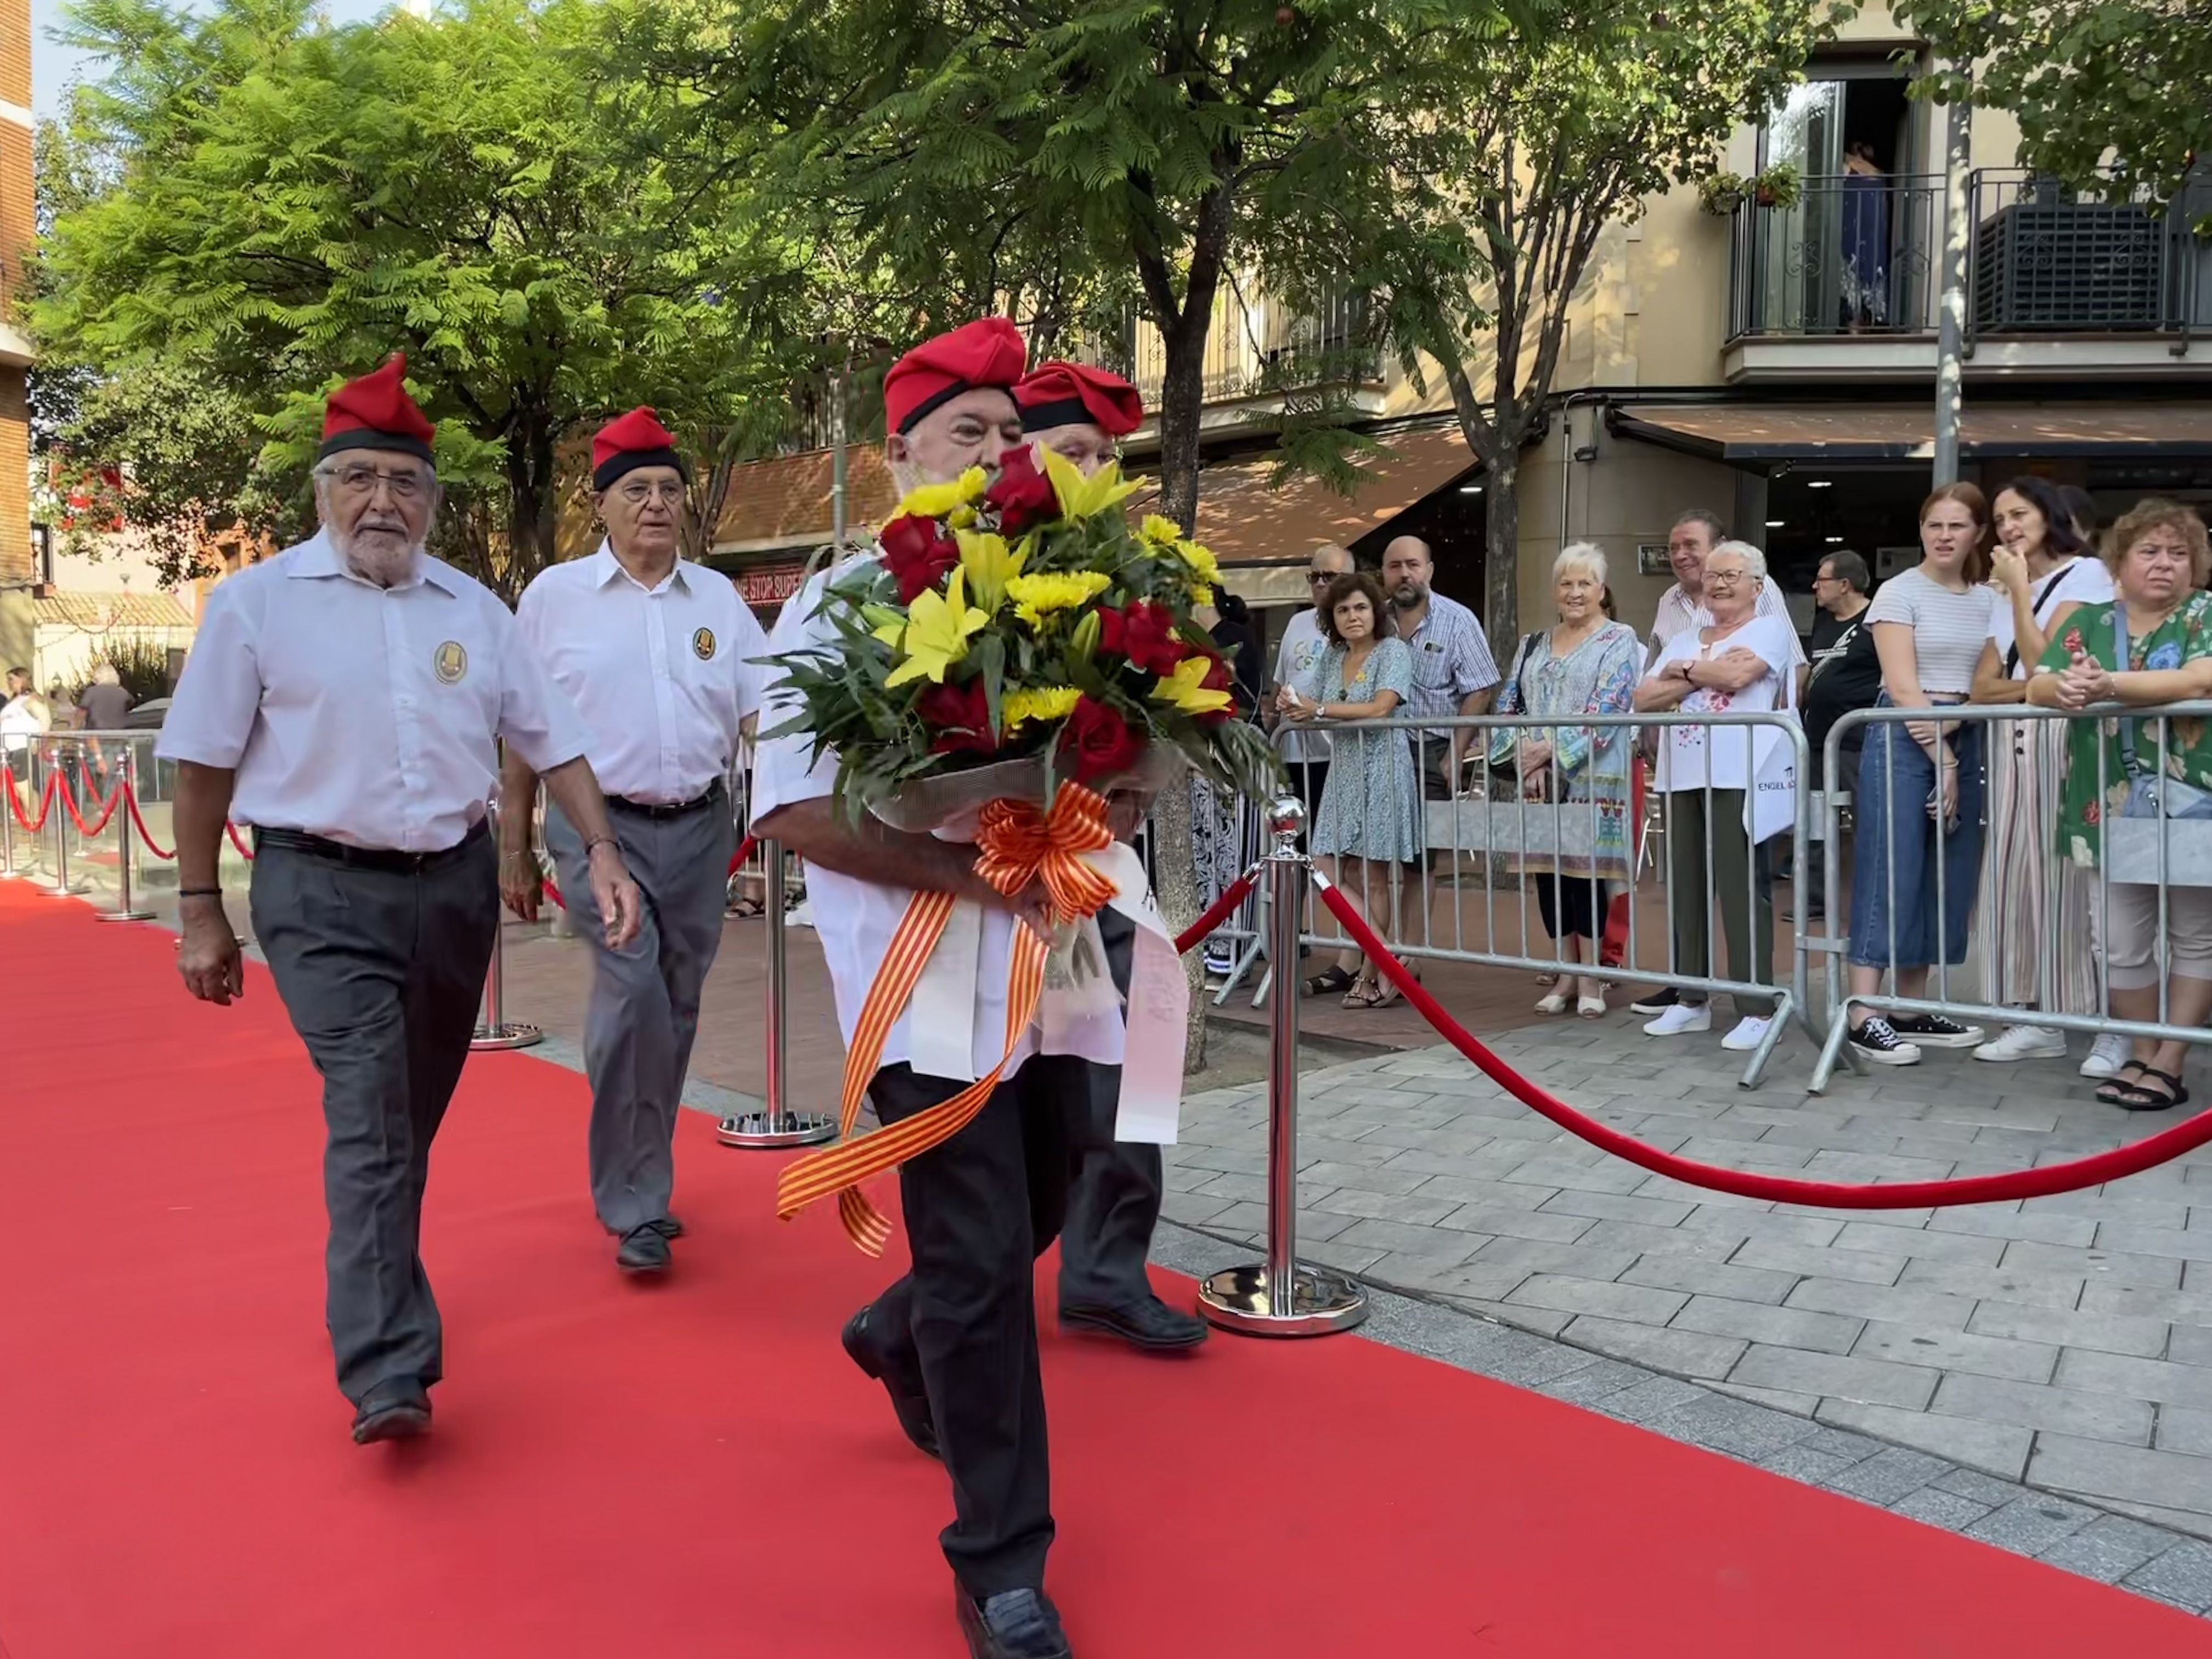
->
<box><xmin>1894</xmin><ymin>0</ymin><xmax>2212</xmax><ymax>215</ymax></box>
<box><xmin>37</xmin><ymin>0</ymin><xmax>778</xmax><ymax>595</ymax></box>
<box><xmin>1277</xmin><ymin>0</ymin><xmax>1829</xmax><ymax>644</ymax></box>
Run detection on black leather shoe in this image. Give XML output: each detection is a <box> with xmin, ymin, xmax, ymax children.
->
<box><xmin>616</xmin><ymin>1224</ymin><xmax>672</xmax><ymax>1275</ymax></box>
<box><xmin>1060</xmin><ymin>1295</ymin><xmax>1209</xmax><ymax>1351</ymax></box>
<box><xmin>841</xmin><ymin>1305</ymin><xmax>939</xmax><ymax>1460</ymax></box>
<box><xmin>956</xmin><ymin>1588</ymin><xmax>1072</xmax><ymax>1659</ymax></box>
<box><xmin>649</xmin><ymin>1215</ymin><xmax>684</xmax><ymax>1240</ymax></box>
<box><xmin>351</xmin><ymin>1380</ymin><xmax>432</xmax><ymax>1445</ymax></box>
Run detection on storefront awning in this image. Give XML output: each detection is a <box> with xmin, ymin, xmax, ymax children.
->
<box><xmin>711</xmin><ymin>447</ymin><xmax>899</xmax><ymax>555</ymax></box>
<box><xmin>1611</xmin><ymin>402</ymin><xmax>2212</xmax><ymax>464</ymax></box>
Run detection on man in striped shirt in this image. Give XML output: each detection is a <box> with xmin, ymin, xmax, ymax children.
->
<box><xmin>1382</xmin><ymin>535</ymin><xmax>1499</xmax><ymax>799</ymax></box>
<box><xmin>1647</xmin><ymin>509</ymin><xmax>1807</xmax><ymax>667</ymax></box>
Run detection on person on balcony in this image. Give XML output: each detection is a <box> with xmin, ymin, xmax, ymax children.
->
<box><xmin>2029</xmin><ymin>500</ymin><xmax>2212</xmax><ymax>1113</ymax></box>
<box><xmin>1489</xmin><ymin>544</ymin><xmax>1641</xmax><ymax>1019</ymax></box>
<box><xmin>1967</xmin><ymin>476</ymin><xmax>2114</xmax><ymax>1070</ymax></box>
<box><xmin>1634</xmin><ymin>541</ymin><xmax>1797</xmax><ymax>1053</ymax></box>
<box><xmin>1842</xmin><ymin>484</ymin><xmax>1997</xmax><ymax>1066</ymax></box>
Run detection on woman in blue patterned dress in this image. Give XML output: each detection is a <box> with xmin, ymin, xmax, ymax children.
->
<box><xmin>1279</xmin><ymin>570</ymin><xmax>1421</xmax><ymax>1006</ymax></box>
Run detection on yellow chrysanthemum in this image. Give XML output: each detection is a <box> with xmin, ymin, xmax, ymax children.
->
<box><xmin>1006</xmin><ymin>570</ymin><xmax>1110</xmax><ymax>628</ymax></box>
<box><xmin>957</xmin><ymin>529</ymin><xmax>1025</xmax><ymax>613</ymax></box>
<box><xmin>896</xmin><ymin>466</ymin><xmax>989</xmax><ymax>521</ymax></box>
<box><xmin>884</xmin><ymin>568</ymin><xmax>989</xmax><ymax>688</ymax></box>
<box><xmin>1175</xmin><ymin>537</ymin><xmax>1222</xmax><ymax>589</ymax></box>
<box><xmin>1139</xmin><ymin>514</ymin><xmax>1182</xmax><ymax>548</ymax></box>
<box><xmin>1149</xmin><ymin>654</ymin><xmax>1233</xmax><ymax>716</ymax></box>
<box><xmin>1002</xmin><ymin>685</ymin><xmax>1082</xmax><ymax>728</ymax></box>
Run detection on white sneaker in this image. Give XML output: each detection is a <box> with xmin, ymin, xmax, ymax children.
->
<box><xmin>1974</xmin><ymin>1024</ymin><xmax>2068</xmax><ymax>1063</ymax></box>
<box><xmin>1644</xmin><ymin>1002</ymin><xmax>1713</xmax><ymax>1037</ymax></box>
<box><xmin>1722</xmin><ymin>1015</ymin><xmax>1773</xmax><ymax>1052</ymax></box>
<box><xmin>2081</xmin><ymin>1032</ymin><xmax>2132</xmax><ymax>1080</ymax></box>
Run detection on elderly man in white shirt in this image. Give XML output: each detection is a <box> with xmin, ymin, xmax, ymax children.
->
<box><xmin>158</xmin><ymin>356</ymin><xmax>641</xmax><ymax>1447</ymax></box>
<box><xmin>754</xmin><ymin>318</ymin><xmax>1093</xmax><ymax>1659</ymax></box>
<box><xmin>501</xmin><ymin>407</ymin><xmax>767</xmax><ymax>1277</ymax></box>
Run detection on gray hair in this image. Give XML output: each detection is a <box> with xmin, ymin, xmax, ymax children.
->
<box><xmin>1708</xmin><ymin>539</ymin><xmax>1767</xmax><ymax>580</ymax></box>
<box><xmin>92</xmin><ymin>662</ymin><xmax>121</xmax><ymax>686</ymax></box>
<box><xmin>1821</xmin><ymin>548</ymin><xmax>1870</xmax><ymax>594</ymax></box>
<box><xmin>1553</xmin><ymin>541</ymin><xmax>1607</xmax><ymax>586</ymax></box>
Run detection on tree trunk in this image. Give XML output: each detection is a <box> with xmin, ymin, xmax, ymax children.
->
<box><xmin>1483</xmin><ymin>453</ymin><xmax>1520</xmax><ymax>651</ymax></box>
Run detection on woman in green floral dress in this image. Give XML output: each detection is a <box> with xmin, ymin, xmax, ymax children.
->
<box><xmin>2029</xmin><ymin>499</ymin><xmax>2212</xmax><ymax>1111</ymax></box>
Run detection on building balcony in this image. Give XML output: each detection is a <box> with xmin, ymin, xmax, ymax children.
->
<box><xmin>1723</xmin><ymin>169</ymin><xmax>2208</xmax><ymax>381</ymax></box>
<box><xmin>1081</xmin><ymin>288</ymin><xmax>1386</xmax><ymax>430</ymax></box>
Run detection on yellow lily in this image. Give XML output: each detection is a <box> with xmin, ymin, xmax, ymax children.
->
<box><xmin>896</xmin><ymin>466</ymin><xmax>989</xmax><ymax>522</ymax></box>
<box><xmin>957</xmin><ymin>529</ymin><xmax>1026</xmax><ymax>613</ymax></box>
<box><xmin>884</xmin><ymin>568</ymin><xmax>990</xmax><ymax>688</ymax></box>
<box><xmin>1041</xmin><ymin>447</ymin><xmax>1142</xmax><ymax>521</ymax></box>
<box><xmin>1149</xmin><ymin>654</ymin><xmax>1233</xmax><ymax>716</ymax></box>
<box><xmin>1002</xmin><ymin>685</ymin><xmax>1082</xmax><ymax>727</ymax></box>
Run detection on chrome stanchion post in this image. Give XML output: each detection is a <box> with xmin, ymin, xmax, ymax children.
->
<box><xmin>471</xmin><ymin>798</ymin><xmax>542</xmax><ymax>1051</ymax></box>
<box><xmin>0</xmin><ymin>751</ymin><xmax>18</xmax><ymax>879</ymax></box>
<box><xmin>43</xmin><ymin>742</ymin><xmax>75</xmax><ymax>896</ymax></box>
<box><xmin>100</xmin><ymin>748</ymin><xmax>154</xmax><ymax>922</ymax></box>
<box><xmin>1199</xmin><ymin>796</ymin><xmax>1368</xmax><ymax>1336</ymax></box>
<box><xmin>719</xmin><ymin>837</ymin><xmax>836</xmax><ymax>1147</ymax></box>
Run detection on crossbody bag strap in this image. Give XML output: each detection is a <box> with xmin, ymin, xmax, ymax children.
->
<box><xmin>2001</xmin><ymin>563</ymin><xmax>2079</xmax><ymax>679</ymax></box>
<box><xmin>2114</xmin><ymin>600</ymin><xmax>2147</xmax><ymax>778</ymax></box>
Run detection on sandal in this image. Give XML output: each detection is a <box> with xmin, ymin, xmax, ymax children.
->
<box><xmin>2095</xmin><ymin>1059</ymin><xmax>2151</xmax><ymax>1108</ymax></box>
<box><xmin>2111</xmin><ymin>1066</ymin><xmax>2189</xmax><ymax>1114</ymax></box>
<box><xmin>1305</xmin><ymin>966</ymin><xmax>1355</xmax><ymax>998</ymax></box>
<box><xmin>1536</xmin><ymin>990</ymin><xmax>1571</xmax><ymax>1015</ymax></box>
<box><xmin>1577</xmin><ymin>994</ymin><xmax>1607</xmax><ymax>1019</ymax></box>
<box><xmin>1534</xmin><ymin>972</ymin><xmax>1560</xmax><ymax>988</ymax></box>
<box><xmin>1342</xmin><ymin>977</ymin><xmax>1387</xmax><ymax>1008</ymax></box>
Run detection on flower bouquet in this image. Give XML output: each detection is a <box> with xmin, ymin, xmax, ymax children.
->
<box><xmin>766</xmin><ymin>445</ymin><xmax>1280</xmax><ymax>827</ymax></box>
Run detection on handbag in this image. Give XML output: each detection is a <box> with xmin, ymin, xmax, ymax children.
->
<box><xmin>1486</xmin><ymin>633</ymin><xmax>1558</xmax><ymax>800</ymax></box>
<box><xmin>2115</xmin><ymin>600</ymin><xmax>2212</xmax><ymax>823</ymax></box>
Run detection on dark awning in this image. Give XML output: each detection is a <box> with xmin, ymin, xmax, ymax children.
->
<box><xmin>1611</xmin><ymin>402</ymin><xmax>2212</xmax><ymax>464</ymax></box>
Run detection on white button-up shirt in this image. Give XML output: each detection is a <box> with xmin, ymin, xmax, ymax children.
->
<box><xmin>156</xmin><ymin>530</ymin><xmax>589</xmax><ymax>851</ymax></box>
<box><xmin>753</xmin><ymin>561</ymin><xmax>1121</xmax><ymax>1084</ymax></box>
<box><xmin>515</xmin><ymin>541</ymin><xmax>768</xmax><ymax>804</ymax></box>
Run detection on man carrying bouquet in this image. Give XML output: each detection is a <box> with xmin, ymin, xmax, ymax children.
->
<box><xmin>751</xmin><ymin>317</ymin><xmax>1090</xmax><ymax>1659</ymax></box>
<box><xmin>1014</xmin><ymin>359</ymin><xmax>1207</xmax><ymax>1355</ymax></box>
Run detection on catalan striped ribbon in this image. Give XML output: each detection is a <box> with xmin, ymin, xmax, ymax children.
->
<box><xmin>774</xmin><ymin>782</ymin><xmax>1117</xmax><ymax>1255</ymax></box>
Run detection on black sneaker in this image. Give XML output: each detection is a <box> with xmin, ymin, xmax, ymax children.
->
<box><xmin>1890</xmin><ymin>1012</ymin><xmax>1985</xmax><ymax>1049</ymax></box>
<box><xmin>1629</xmin><ymin>986</ymin><xmax>1679</xmax><ymax>1015</ymax></box>
<box><xmin>1849</xmin><ymin>1017</ymin><xmax>1922</xmax><ymax>1067</ymax></box>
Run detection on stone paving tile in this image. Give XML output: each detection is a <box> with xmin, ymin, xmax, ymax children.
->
<box><xmin>1850</xmin><ymin>1321</ymin><xmax>2059</xmax><ymax>1385</ymax></box>
<box><xmin>1673</xmin><ymin>1296</ymin><xmax>1864</xmax><ymax>1356</ymax></box>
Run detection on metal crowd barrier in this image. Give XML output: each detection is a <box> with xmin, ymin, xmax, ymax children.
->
<box><xmin>1809</xmin><ymin>699</ymin><xmax>2212</xmax><ymax>1094</ymax></box>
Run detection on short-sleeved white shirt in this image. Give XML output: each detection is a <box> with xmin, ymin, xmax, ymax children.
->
<box><xmin>1987</xmin><ymin>556</ymin><xmax>2114</xmax><ymax>680</ymax></box>
<box><xmin>516</xmin><ymin>542</ymin><xmax>768</xmax><ymax>804</ymax></box>
<box><xmin>751</xmin><ymin>561</ymin><xmax>1121</xmax><ymax>1084</ymax></box>
<box><xmin>1865</xmin><ymin>566</ymin><xmax>1997</xmax><ymax>695</ymax></box>
<box><xmin>155</xmin><ymin>531</ymin><xmax>589</xmax><ymax>851</ymax></box>
<box><xmin>1649</xmin><ymin>612</ymin><xmax>1799</xmax><ymax>793</ymax></box>
<box><xmin>1650</xmin><ymin>578</ymin><xmax>1808</xmax><ymax>668</ymax></box>
<box><xmin>1273</xmin><ymin>607</ymin><xmax>1332</xmax><ymax>763</ymax></box>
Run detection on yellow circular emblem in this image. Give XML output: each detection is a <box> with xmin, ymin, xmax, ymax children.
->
<box><xmin>691</xmin><ymin>627</ymin><xmax>716</xmax><ymax>661</ymax></box>
<box><xmin>433</xmin><ymin>641</ymin><xmax>469</xmax><ymax>685</ymax></box>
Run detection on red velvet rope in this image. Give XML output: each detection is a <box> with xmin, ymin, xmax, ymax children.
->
<box><xmin>1175</xmin><ymin>867</ymin><xmax>1260</xmax><ymax>957</ymax></box>
<box><xmin>57</xmin><ymin>774</ymin><xmax>126</xmax><ymax>838</ymax></box>
<box><xmin>4</xmin><ymin>768</ymin><xmax>57</xmax><ymax>833</ymax></box>
<box><xmin>226</xmin><ymin>822</ymin><xmax>256</xmax><ymax>861</ymax></box>
<box><xmin>1313</xmin><ymin>875</ymin><xmax>2212</xmax><ymax>1209</ymax></box>
<box><xmin>122</xmin><ymin>784</ymin><xmax>175</xmax><ymax>861</ymax></box>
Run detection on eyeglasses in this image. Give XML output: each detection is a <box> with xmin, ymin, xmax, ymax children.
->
<box><xmin>324</xmin><ymin>464</ymin><xmax>430</xmax><ymax>501</ymax></box>
<box><xmin>1706</xmin><ymin>569</ymin><xmax>1751</xmax><ymax>587</ymax></box>
<box><xmin>1307</xmin><ymin>570</ymin><xmax>1337</xmax><ymax>584</ymax></box>
<box><xmin>616</xmin><ymin>479</ymin><xmax>687</xmax><ymax>506</ymax></box>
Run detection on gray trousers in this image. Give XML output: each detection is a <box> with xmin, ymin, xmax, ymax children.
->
<box><xmin>250</xmin><ymin>833</ymin><xmax>498</xmax><ymax>1405</ymax></box>
<box><xmin>1056</xmin><ymin>908</ymin><xmax>1165</xmax><ymax>1310</ymax></box>
<box><xmin>546</xmin><ymin>797</ymin><xmax>735</xmax><ymax>1235</ymax></box>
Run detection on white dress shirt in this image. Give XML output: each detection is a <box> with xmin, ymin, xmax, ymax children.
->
<box><xmin>156</xmin><ymin>530</ymin><xmax>589</xmax><ymax>851</ymax></box>
<box><xmin>515</xmin><ymin>541</ymin><xmax>767</xmax><ymax>804</ymax></box>
<box><xmin>753</xmin><ymin>561</ymin><xmax>1122</xmax><ymax>1084</ymax></box>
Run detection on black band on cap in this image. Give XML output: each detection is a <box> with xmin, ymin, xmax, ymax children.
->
<box><xmin>592</xmin><ymin>448</ymin><xmax>690</xmax><ymax>492</ymax></box>
<box><xmin>1019</xmin><ymin>397</ymin><xmax>1094</xmax><ymax>433</ymax></box>
<box><xmin>318</xmin><ymin>428</ymin><xmax>435</xmax><ymax>466</ymax></box>
<box><xmin>896</xmin><ymin>379</ymin><xmax>975</xmax><ymax>435</ymax></box>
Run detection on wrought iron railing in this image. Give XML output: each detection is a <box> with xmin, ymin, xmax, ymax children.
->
<box><xmin>1086</xmin><ymin>288</ymin><xmax>1383</xmax><ymax>408</ymax></box>
<box><xmin>1727</xmin><ymin>173</ymin><xmax>1942</xmax><ymax>337</ymax></box>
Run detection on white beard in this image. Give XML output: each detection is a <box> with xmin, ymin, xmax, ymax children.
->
<box><xmin>332</xmin><ymin>529</ymin><xmax>423</xmax><ymax>589</ymax></box>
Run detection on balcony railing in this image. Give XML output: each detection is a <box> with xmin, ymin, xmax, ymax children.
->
<box><xmin>1085</xmin><ymin>288</ymin><xmax>1383</xmax><ymax>410</ymax></box>
<box><xmin>1726</xmin><ymin>169</ymin><xmax>2207</xmax><ymax>343</ymax></box>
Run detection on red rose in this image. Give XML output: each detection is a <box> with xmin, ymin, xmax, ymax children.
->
<box><xmin>1059</xmin><ymin>695</ymin><xmax>1144</xmax><ymax>782</ymax></box>
<box><xmin>880</xmin><ymin>514</ymin><xmax>961</xmax><ymax>603</ymax></box>
<box><xmin>1098</xmin><ymin>600</ymin><xmax>1184</xmax><ymax>676</ymax></box>
<box><xmin>916</xmin><ymin>679</ymin><xmax>997</xmax><ymax>756</ymax></box>
<box><xmin>984</xmin><ymin>446</ymin><xmax>1057</xmax><ymax>536</ymax></box>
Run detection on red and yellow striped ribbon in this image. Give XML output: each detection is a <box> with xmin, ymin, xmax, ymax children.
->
<box><xmin>774</xmin><ymin>781</ymin><xmax>1116</xmax><ymax>1255</ymax></box>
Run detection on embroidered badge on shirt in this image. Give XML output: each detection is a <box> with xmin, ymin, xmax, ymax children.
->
<box><xmin>433</xmin><ymin>641</ymin><xmax>468</xmax><ymax>685</ymax></box>
<box><xmin>692</xmin><ymin>627</ymin><xmax>716</xmax><ymax>661</ymax></box>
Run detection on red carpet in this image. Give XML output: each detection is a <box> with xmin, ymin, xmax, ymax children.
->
<box><xmin>1</xmin><ymin>883</ymin><xmax>2204</xmax><ymax>1658</ymax></box>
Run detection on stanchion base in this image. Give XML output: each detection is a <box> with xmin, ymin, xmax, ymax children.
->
<box><xmin>1198</xmin><ymin>1262</ymin><xmax>1369</xmax><ymax>1337</ymax></box>
<box><xmin>716</xmin><ymin>1111</ymin><xmax>838</xmax><ymax>1149</ymax></box>
<box><xmin>470</xmin><ymin>1023</ymin><xmax>543</xmax><ymax>1052</ymax></box>
<box><xmin>98</xmin><ymin>909</ymin><xmax>156</xmax><ymax>923</ymax></box>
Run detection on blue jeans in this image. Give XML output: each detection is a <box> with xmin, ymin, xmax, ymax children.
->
<box><xmin>1849</xmin><ymin>702</ymin><xmax>1985</xmax><ymax>971</ymax></box>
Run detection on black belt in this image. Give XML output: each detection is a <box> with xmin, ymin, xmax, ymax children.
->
<box><xmin>253</xmin><ymin>817</ymin><xmax>489</xmax><ymax>873</ymax></box>
<box><xmin>606</xmin><ymin>781</ymin><xmax>725</xmax><ymax>821</ymax></box>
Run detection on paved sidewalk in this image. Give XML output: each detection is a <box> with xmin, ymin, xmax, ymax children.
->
<box><xmin>1163</xmin><ymin>1017</ymin><xmax>2212</xmax><ymax>1541</ymax></box>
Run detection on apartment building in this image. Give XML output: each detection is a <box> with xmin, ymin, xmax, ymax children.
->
<box><xmin>0</xmin><ymin>0</ymin><xmax>34</xmax><ymax>673</ymax></box>
<box><xmin>707</xmin><ymin>4</ymin><xmax>2208</xmax><ymax>648</ymax></box>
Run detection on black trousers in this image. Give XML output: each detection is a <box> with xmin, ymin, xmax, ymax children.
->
<box><xmin>250</xmin><ymin>833</ymin><xmax>498</xmax><ymax>1404</ymax></box>
<box><xmin>866</xmin><ymin>1055</ymin><xmax>1084</xmax><ymax>1596</ymax></box>
<box><xmin>1056</xmin><ymin>910</ymin><xmax>1161</xmax><ymax>1311</ymax></box>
